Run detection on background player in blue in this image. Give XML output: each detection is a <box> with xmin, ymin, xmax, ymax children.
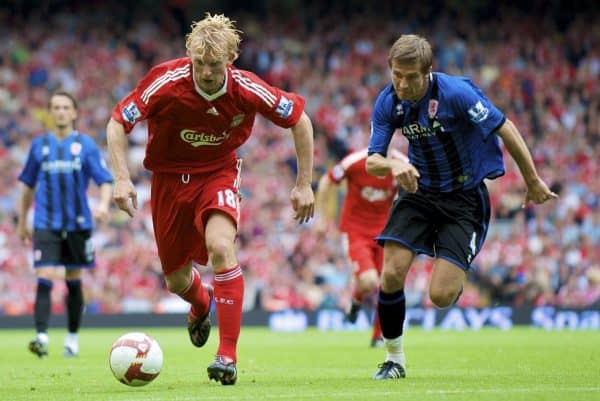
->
<box><xmin>16</xmin><ymin>91</ymin><xmax>113</xmax><ymax>358</ymax></box>
<box><xmin>366</xmin><ymin>35</ymin><xmax>558</xmax><ymax>379</ymax></box>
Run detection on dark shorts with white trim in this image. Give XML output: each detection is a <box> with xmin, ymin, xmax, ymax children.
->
<box><xmin>33</xmin><ymin>229</ymin><xmax>95</xmax><ymax>268</ymax></box>
<box><xmin>376</xmin><ymin>181</ymin><xmax>491</xmax><ymax>271</ymax></box>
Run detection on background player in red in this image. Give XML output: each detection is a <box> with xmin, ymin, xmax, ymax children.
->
<box><xmin>106</xmin><ymin>13</ymin><xmax>315</xmax><ymax>385</ymax></box>
<box><xmin>316</xmin><ymin>148</ymin><xmax>405</xmax><ymax>347</ymax></box>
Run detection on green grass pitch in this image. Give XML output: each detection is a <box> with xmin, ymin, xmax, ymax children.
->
<box><xmin>1</xmin><ymin>327</ymin><xmax>598</xmax><ymax>401</ymax></box>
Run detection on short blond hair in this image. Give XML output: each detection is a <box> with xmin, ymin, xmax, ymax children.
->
<box><xmin>388</xmin><ymin>34</ymin><xmax>432</xmax><ymax>74</ymax></box>
<box><xmin>185</xmin><ymin>13</ymin><xmax>242</xmax><ymax>61</ymax></box>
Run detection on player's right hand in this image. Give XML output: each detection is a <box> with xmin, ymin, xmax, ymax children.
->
<box><xmin>17</xmin><ymin>223</ymin><xmax>32</xmax><ymax>245</ymax></box>
<box><xmin>113</xmin><ymin>179</ymin><xmax>138</xmax><ymax>218</ymax></box>
<box><xmin>290</xmin><ymin>183</ymin><xmax>315</xmax><ymax>224</ymax></box>
<box><xmin>391</xmin><ymin>159</ymin><xmax>420</xmax><ymax>193</ymax></box>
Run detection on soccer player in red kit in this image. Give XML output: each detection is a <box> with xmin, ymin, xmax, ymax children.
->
<box><xmin>106</xmin><ymin>14</ymin><xmax>314</xmax><ymax>385</ymax></box>
<box><xmin>316</xmin><ymin>148</ymin><xmax>404</xmax><ymax>347</ymax></box>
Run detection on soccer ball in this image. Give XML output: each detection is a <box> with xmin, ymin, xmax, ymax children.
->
<box><xmin>109</xmin><ymin>332</ymin><xmax>163</xmax><ymax>386</ymax></box>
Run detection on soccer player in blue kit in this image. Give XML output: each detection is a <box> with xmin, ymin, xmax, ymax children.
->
<box><xmin>17</xmin><ymin>91</ymin><xmax>113</xmax><ymax>358</ymax></box>
<box><xmin>366</xmin><ymin>35</ymin><xmax>557</xmax><ymax>379</ymax></box>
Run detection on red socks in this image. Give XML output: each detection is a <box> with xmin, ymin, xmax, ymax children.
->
<box><xmin>353</xmin><ymin>285</ymin><xmax>382</xmax><ymax>340</ymax></box>
<box><xmin>372</xmin><ymin>310</ymin><xmax>382</xmax><ymax>340</ymax></box>
<box><xmin>214</xmin><ymin>264</ymin><xmax>244</xmax><ymax>362</ymax></box>
<box><xmin>180</xmin><ymin>268</ymin><xmax>210</xmax><ymax>319</ymax></box>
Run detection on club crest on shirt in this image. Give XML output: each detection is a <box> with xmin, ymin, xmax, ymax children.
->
<box><xmin>230</xmin><ymin>114</ymin><xmax>245</xmax><ymax>128</ymax></box>
<box><xmin>428</xmin><ymin>99</ymin><xmax>438</xmax><ymax>119</ymax></box>
<box><xmin>70</xmin><ymin>142</ymin><xmax>82</xmax><ymax>156</ymax></box>
<box><xmin>122</xmin><ymin>101</ymin><xmax>142</xmax><ymax>123</ymax></box>
<box><xmin>276</xmin><ymin>96</ymin><xmax>294</xmax><ymax>119</ymax></box>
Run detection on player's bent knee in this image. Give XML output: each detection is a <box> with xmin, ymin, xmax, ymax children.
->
<box><xmin>358</xmin><ymin>279</ymin><xmax>378</xmax><ymax>294</ymax></box>
<box><xmin>164</xmin><ymin>269</ymin><xmax>191</xmax><ymax>294</ymax></box>
<box><xmin>65</xmin><ymin>269</ymin><xmax>82</xmax><ymax>280</ymax></box>
<box><xmin>206</xmin><ymin>238</ymin><xmax>233</xmax><ymax>257</ymax></box>
<box><xmin>380</xmin><ymin>268</ymin><xmax>404</xmax><ymax>292</ymax></box>
<box><xmin>358</xmin><ymin>270</ymin><xmax>379</xmax><ymax>293</ymax></box>
<box><xmin>164</xmin><ymin>277</ymin><xmax>185</xmax><ymax>294</ymax></box>
<box><xmin>206</xmin><ymin>237</ymin><xmax>236</xmax><ymax>268</ymax></box>
<box><xmin>429</xmin><ymin>287</ymin><xmax>458</xmax><ymax>308</ymax></box>
<box><xmin>36</xmin><ymin>266</ymin><xmax>63</xmax><ymax>281</ymax></box>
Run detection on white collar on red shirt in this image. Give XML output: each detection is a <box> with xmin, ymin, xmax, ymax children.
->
<box><xmin>192</xmin><ymin>64</ymin><xmax>229</xmax><ymax>101</ymax></box>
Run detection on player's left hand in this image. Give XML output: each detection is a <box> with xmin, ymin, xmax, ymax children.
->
<box><xmin>523</xmin><ymin>178</ymin><xmax>558</xmax><ymax>206</ymax></box>
<box><xmin>290</xmin><ymin>184</ymin><xmax>315</xmax><ymax>224</ymax></box>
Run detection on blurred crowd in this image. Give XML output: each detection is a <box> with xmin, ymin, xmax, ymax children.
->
<box><xmin>0</xmin><ymin>1</ymin><xmax>598</xmax><ymax>315</ymax></box>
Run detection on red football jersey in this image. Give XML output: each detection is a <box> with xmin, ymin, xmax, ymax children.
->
<box><xmin>328</xmin><ymin>148</ymin><xmax>397</xmax><ymax>237</ymax></box>
<box><xmin>112</xmin><ymin>57</ymin><xmax>305</xmax><ymax>173</ymax></box>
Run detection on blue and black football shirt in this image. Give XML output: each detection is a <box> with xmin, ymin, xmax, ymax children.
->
<box><xmin>368</xmin><ymin>72</ymin><xmax>506</xmax><ymax>192</ymax></box>
<box><xmin>19</xmin><ymin>131</ymin><xmax>114</xmax><ymax>231</ymax></box>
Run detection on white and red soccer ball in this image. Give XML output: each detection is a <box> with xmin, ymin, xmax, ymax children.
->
<box><xmin>109</xmin><ymin>332</ymin><xmax>163</xmax><ymax>386</ymax></box>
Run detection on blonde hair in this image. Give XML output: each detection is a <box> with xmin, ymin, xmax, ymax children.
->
<box><xmin>388</xmin><ymin>34</ymin><xmax>432</xmax><ymax>74</ymax></box>
<box><xmin>185</xmin><ymin>13</ymin><xmax>242</xmax><ymax>61</ymax></box>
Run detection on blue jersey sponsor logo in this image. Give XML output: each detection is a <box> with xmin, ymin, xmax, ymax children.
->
<box><xmin>276</xmin><ymin>96</ymin><xmax>294</xmax><ymax>119</ymax></box>
<box><xmin>122</xmin><ymin>101</ymin><xmax>142</xmax><ymax>123</ymax></box>
<box><xmin>41</xmin><ymin>159</ymin><xmax>82</xmax><ymax>173</ymax></box>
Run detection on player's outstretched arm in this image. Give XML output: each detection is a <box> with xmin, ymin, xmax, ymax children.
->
<box><xmin>315</xmin><ymin>174</ymin><xmax>337</xmax><ymax>234</ymax></box>
<box><xmin>496</xmin><ymin>119</ymin><xmax>558</xmax><ymax>206</ymax></box>
<box><xmin>289</xmin><ymin>111</ymin><xmax>315</xmax><ymax>224</ymax></box>
<box><xmin>106</xmin><ymin>118</ymin><xmax>138</xmax><ymax>218</ymax></box>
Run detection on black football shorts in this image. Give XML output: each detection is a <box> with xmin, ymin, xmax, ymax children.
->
<box><xmin>33</xmin><ymin>229</ymin><xmax>95</xmax><ymax>269</ymax></box>
<box><xmin>376</xmin><ymin>181</ymin><xmax>491</xmax><ymax>271</ymax></box>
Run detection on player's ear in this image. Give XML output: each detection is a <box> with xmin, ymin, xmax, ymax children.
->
<box><xmin>228</xmin><ymin>51</ymin><xmax>238</xmax><ymax>64</ymax></box>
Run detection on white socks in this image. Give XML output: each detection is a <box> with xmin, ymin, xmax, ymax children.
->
<box><xmin>37</xmin><ymin>332</ymin><xmax>49</xmax><ymax>344</ymax></box>
<box><xmin>65</xmin><ymin>332</ymin><xmax>78</xmax><ymax>344</ymax></box>
<box><xmin>64</xmin><ymin>332</ymin><xmax>79</xmax><ymax>353</ymax></box>
<box><xmin>384</xmin><ymin>335</ymin><xmax>405</xmax><ymax>367</ymax></box>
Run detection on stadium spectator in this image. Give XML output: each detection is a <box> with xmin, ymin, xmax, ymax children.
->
<box><xmin>105</xmin><ymin>13</ymin><xmax>315</xmax><ymax>385</ymax></box>
<box><xmin>0</xmin><ymin>2</ymin><xmax>597</xmax><ymax>318</ymax></box>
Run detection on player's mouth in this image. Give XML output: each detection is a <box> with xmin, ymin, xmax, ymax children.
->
<box><xmin>396</xmin><ymin>89</ymin><xmax>409</xmax><ymax>99</ymax></box>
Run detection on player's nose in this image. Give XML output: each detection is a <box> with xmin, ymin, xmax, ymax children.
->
<box><xmin>200</xmin><ymin>65</ymin><xmax>212</xmax><ymax>76</ymax></box>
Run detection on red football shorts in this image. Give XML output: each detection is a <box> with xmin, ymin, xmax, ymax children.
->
<box><xmin>342</xmin><ymin>231</ymin><xmax>383</xmax><ymax>277</ymax></box>
<box><xmin>150</xmin><ymin>163</ymin><xmax>241</xmax><ymax>274</ymax></box>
